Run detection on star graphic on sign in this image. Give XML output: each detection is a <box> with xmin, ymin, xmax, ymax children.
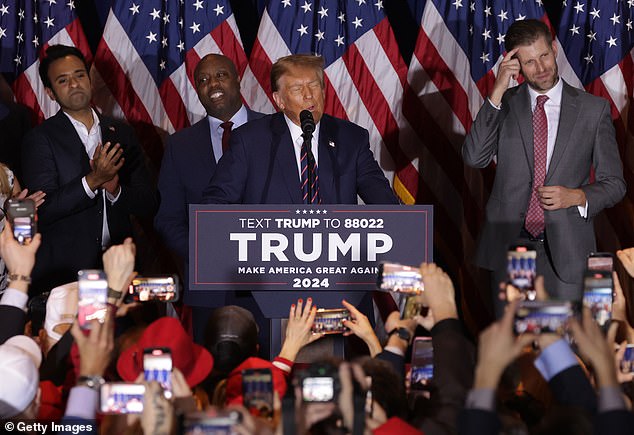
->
<box><xmin>302</xmin><ymin>210</ymin><xmax>308</xmax><ymax>214</ymax></box>
<box><xmin>480</xmin><ymin>52</ymin><xmax>490</xmax><ymax>63</ymax></box>
<box><xmin>146</xmin><ymin>31</ymin><xmax>157</xmax><ymax>43</ymax></box>
<box><xmin>335</xmin><ymin>34</ymin><xmax>344</xmax><ymax>46</ymax></box>
<box><xmin>586</xmin><ymin>31</ymin><xmax>596</xmax><ymax>41</ymax></box>
<box><xmin>452</xmin><ymin>0</ymin><xmax>463</xmax><ymax>9</ymax></box>
<box><xmin>177</xmin><ymin>40</ymin><xmax>185</xmax><ymax>52</ymax></box>
<box><xmin>296</xmin><ymin>209</ymin><xmax>301</xmax><ymax>214</ymax></box>
<box><xmin>315</xmin><ymin>29</ymin><xmax>325</xmax><ymax>41</ymax></box>
<box><xmin>282</xmin><ymin>0</ymin><xmax>291</xmax><ymax>7</ymax></box>
<box><xmin>322</xmin><ymin>210</ymin><xmax>327</xmax><ymax>214</ymax></box>
<box><xmin>150</xmin><ymin>8</ymin><xmax>160</xmax><ymax>20</ymax></box>
<box><xmin>129</xmin><ymin>3</ymin><xmax>140</xmax><ymax>15</ymax></box>
<box><xmin>17</xmin><ymin>32</ymin><xmax>23</xmax><ymax>42</ymax></box>
<box><xmin>309</xmin><ymin>209</ymin><xmax>314</xmax><ymax>214</ymax></box>
<box><xmin>569</xmin><ymin>24</ymin><xmax>580</xmax><ymax>35</ymax></box>
<box><xmin>190</xmin><ymin>22</ymin><xmax>201</xmax><ymax>34</ymax></box>
<box><xmin>159</xmin><ymin>60</ymin><xmax>166</xmax><ymax>70</ymax></box>
<box><xmin>0</xmin><ymin>27</ymin><xmax>6</xmax><ymax>39</ymax></box>
<box><xmin>318</xmin><ymin>6</ymin><xmax>328</xmax><ymax>18</ymax></box>
<box><xmin>573</xmin><ymin>2</ymin><xmax>584</xmax><ymax>13</ymax></box>
<box><xmin>610</xmin><ymin>13</ymin><xmax>620</xmax><ymax>25</ymax></box>
<box><xmin>482</xmin><ymin>28</ymin><xmax>491</xmax><ymax>40</ymax></box>
<box><xmin>161</xmin><ymin>36</ymin><xmax>168</xmax><ymax>47</ymax></box>
<box><xmin>0</xmin><ymin>4</ymin><xmax>9</xmax><ymax>15</ymax></box>
<box><xmin>67</xmin><ymin>0</ymin><xmax>75</xmax><ymax>10</ymax></box>
<box><xmin>498</xmin><ymin>9</ymin><xmax>508</xmax><ymax>22</ymax></box>
<box><xmin>301</xmin><ymin>1</ymin><xmax>312</xmax><ymax>13</ymax></box>
<box><xmin>606</xmin><ymin>35</ymin><xmax>617</xmax><ymax>47</ymax></box>
<box><xmin>352</xmin><ymin>16</ymin><xmax>363</xmax><ymax>28</ymax></box>
<box><xmin>583</xmin><ymin>53</ymin><xmax>593</xmax><ymax>63</ymax></box>
<box><xmin>589</xmin><ymin>7</ymin><xmax>599</xmax><ymax>19</ymax></box>
<box><xmin>496</xmin><ymin>33</ymin><xmax>505</xmax><ymax>44</ymax></box>
<box><xmin>214</xmin><ymin>4</ymin><xmax>224</xmax><ymax>15</ymax></box>
<box><xmin>44</xmin><ymin>16</ymin><xmax>55</xmax><ymax>28</ymax></box>
<box><xmin>297</xmin><ymin>24</ymin><xmax>308</xmax><ymax>36</ymax></box>
<box><xmin>375</xmin><ymin>0</ymin><xmax>383</xmax><ymax>10</ymax></box>
<box><xmin>193</xmin><ymin>0</ymin><xmax>204</xmax><ymax>11</ymax></box>
<box><xmin>338</xmin><ymin>12</ymin><xmax>345</xmax><ymax>22</ymax></box>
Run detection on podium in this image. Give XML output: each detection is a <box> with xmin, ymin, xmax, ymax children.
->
<box><xmin>190</xmin><ymin>204</ymin><xmax>433</xmax><ymax>358</ymax></box>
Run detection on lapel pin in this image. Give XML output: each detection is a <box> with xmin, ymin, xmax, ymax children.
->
<box><xmin>109</xmin><ymin>126</ymin><xmax>115</xmax><ymax>131</ymax></box>
<box><xmin>328</xmin><ymin>140</ymin><xmax>335</xmax><ymax>148</ymax></box>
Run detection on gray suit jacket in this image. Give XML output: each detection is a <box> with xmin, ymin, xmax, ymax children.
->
<box><xmin>462</xmin><ymin>80</ymin><xmax>625</xmax><ymax>283</ymax></box>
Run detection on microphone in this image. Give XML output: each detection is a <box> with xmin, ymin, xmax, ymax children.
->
<box><xmin>300</xmin><ymin>110</ymin><xmax>315</xmax><ymax>138</ymax></box>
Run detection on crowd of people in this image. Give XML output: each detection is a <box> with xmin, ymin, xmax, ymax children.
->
<box><xmin>0</xmin><ymin>17</ymin><xmax>633</xmax><ymax>435</ymax></box>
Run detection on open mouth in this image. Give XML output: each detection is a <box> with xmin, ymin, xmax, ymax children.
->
<box><xmin>209</xmin><ymin>90</ymin><xmax>224</xmax><ymax>101</ymax></box>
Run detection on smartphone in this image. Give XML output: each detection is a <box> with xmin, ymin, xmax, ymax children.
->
<box><xmin>401</xmin><ymin>294</ymin><xmax>425</xmax><ymax>320</ymax></box>
<box><xmin>311</xmin><ymin>308</ymin><xmax>350</xmax><ymax>334</ymax></box>
<box><xmin>242</xmin><ymin>368</ymin><xmax>273</xmax><ymax>420</ymax></box>
<box><xmin>143</xmin><ymin>347</ymin><xmax>172</xmax><ymax>399</ymax></box>
<box><xmin>583</xmin><ymin>271</ymin><xmax>613</xmax><ymax>327</ymax></box>
<box><xmin>620</xmin><ymin>344</ymin><xmax>634</xmax><ymax>374</ymax></box>
<box><xmin>100</xmin><ymin>382</ymin><xmax>145</xmax><ymax>414</ymax></box>
<box><xmin>77</xmin><ymin>269</ymin><xmax>108</xmax><ymax>330</ymax></box>
<box><xmin>183</xmin><ymin>410</ymin><xmax>242</xmax><ymax>435</ymax></box>
<box><xmin>5</xmin><ymin>198</ymin><xmax>37</xmax><ymax>245</ymax></box>
<box><xmin>124</xmin><ymin>275</ymin><xmax>180</xmax><ymax>303</ymax></box>
<box><xmin>410</xmin><ymin>337</ymin><xmax>433</xmax><ymax>391</ymax></box>
<box><xmin>514</xmin><ymin>300</ymin><xmax>579</xmax><ymax>335</ymax></box>
<box><xmin>377</xmin><ymin>262</ymin><xmax>423</xmax><ymax>294</ymax></box>
<box><xmin>507</xmin><ymin>244</ymin><xmax>537</xmax><ymax>300</ymax></box>
<box><xmin>299</xmin><ymin>363</ymin><xmax>339</xmax><ymax>402</ymax></box>
<box><xmin>587</xmin><ymin>252</ymin><xmax>614</xmax><ymax>272</ymax></box>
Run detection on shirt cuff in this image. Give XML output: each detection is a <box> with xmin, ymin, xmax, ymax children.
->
<box><xmin>533</xmin><ymin>338</ymin><xmax>578</xmax><ymax>381</ymax></box>
<box><xmin>598</xmin><ymin>386</ymin><xmax>626</xmax><ymax>412</ymax></box>
<box><xmin>487</xmin><ymin>98</ymin><xmax>502</xmax><ymax>110</ymax></box>
<box><xmin>465</xmin><ymin>388</ymin><xmax>496</xmax><ymax>411</ymax></box>
<box><xmin>272</xmin><ymin>356</ymin><xmax>294</xmax><ymax>374</ymax></box>
<box><xmin>0</xmin><ymin>287</ymin><xmax>28</xmax><ymax>311</ymax></box>
<box><xmin>82</xmin><ymin>177</ymin><xmax>98</xmax><ymax>199</ymax></box>
<box><xmin>65</xmin><ymin>386</ymin><xmax>99</xmax><ymax>420</ymax></box>
<box><xmin>105</xmin><ymin>186</ymin><xmax>121</xmax><ymax>203</ymax></box>
<box><xmin>577</xmin><ymin>200</ymin><xmax>588</xmax><ymax>218</ymax></box>
<box><xmin>383</xmin><ymin>345</ymin><xmax>405</xmax><ymax>357</ymax></box>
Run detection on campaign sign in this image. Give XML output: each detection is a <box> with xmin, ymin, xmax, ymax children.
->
<box><xmin>190</xmin><ymin>205</ymin><xmax>432</xmax><ymax>292</ymax></box>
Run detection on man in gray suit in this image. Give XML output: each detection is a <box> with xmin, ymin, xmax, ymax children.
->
<box><xmin>463</xmin><ymin>19</ymin><xmax>625</xmax><ymax>310</ymax></box>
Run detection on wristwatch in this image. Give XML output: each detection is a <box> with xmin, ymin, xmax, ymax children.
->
<box><xmin>388</xmin><ymin>327</ymin><xmax>412</xmax><ymax>344</ymax></box>
<box><xmin>77</xmin><ymin>375</ymin><xmax>105</xmax><ymax>391</ymax></box>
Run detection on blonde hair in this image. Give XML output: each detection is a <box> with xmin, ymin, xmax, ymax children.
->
<box><xmin>270</xmin><ymin>54</ymin><xmax>324</xmax><ymax>92</ymax></box>
<box><xmin>0</xmin><ymin>163</ymin><xmax>11</xmax><ymax>198</ymax></box>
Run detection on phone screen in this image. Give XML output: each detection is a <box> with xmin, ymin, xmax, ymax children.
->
<box><xmin>126</xmin><ymin>276</ymin><xmax>179</xmax><ymax>302</ymax></box>
<box><xmin>6</xmin><ymin>198</ymin><xmax>36</xmax><ymax>244</ymax></box>
<box><xmin>587</xmin><ymin>253</ymin><xmax>614</xmax><ymax>272</ymax></box>
<box><xmin>144</xmin><ymin>348</ymin><xmax>172</xmax><ymax>398</ymax></box>
<box><xmin>77</xmin><ymin>270</ymin><xmax>108</xmax><ymax>330</ymax></box>
<box><xmin>242</xmin><ymin>368</ymin><xmax>273</xmax><ymax>419</ymax></box>
<box><xmin>311</xmin><ymin>309</ymin><xmax>350</xmax><ymax>334</ymax></box>
<box><xmin>583</xmin><ymin>272</ymin><xmax>613</xmax><ymax>327</ymax></box>
<box><xmin>514</xmin><ymin>301</ymin><xmax>576</xmax><ymax>335</ymax></box>
<box><xmin>410</xmin><ymin>337</ymin><xmax>433</xmax><ymax>391</ymax></box>
<box><xmin>302</xmin><ymin>377</ymin><xmax>334</xmax><ymax>402</ymax></box>
<box><xmin>100</xmin><ymin>383</ymin><xmax>145</xmax><ymax>414</ymax></box>
<box><xmin>507</xmin><ymin>245</ymin><xmax>537</xmax><ymax>300</ymax></box>
<box><xmin>377</xmin><ymin>262</ymin><xmax>423</xmax><ymax>293</ymax></box>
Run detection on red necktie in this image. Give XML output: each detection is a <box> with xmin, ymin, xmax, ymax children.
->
<box><xmin>525</xmin><ymin>95</ymin><xmax>549</xmax><ymax>237</ymax></box>
<box><xmin>220</xmin><ymin>121</ymin><xmax>233</xmax><ymax>153</ymax></box>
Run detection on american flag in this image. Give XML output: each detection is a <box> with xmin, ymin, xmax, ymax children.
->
<box><xmin>246</xmin><ymin>0</ymin><xmax>420</xmax><ymax>206</ymax></box>
<box><xmin>403</xmin><ymin>0</ymin><xmax>548</xmax><ymax>328</ymax></box>
<box><xmin>91</xmin><ymin>0</ymin><xmax>265</xmax><ymax>166</ymax></box>
<box><xmin>556</xmin><ymin>1</ymin><xmax>634</xmax><ymax>256</ymax></box>
<box><xmin>0</xmin><ymin>0</ymin><xmax>91</xmax><ymax>123</ymax></box>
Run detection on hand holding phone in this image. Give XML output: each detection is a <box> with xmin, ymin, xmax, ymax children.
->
<box><xmin>143</xmin><ymin>347</ymin><xmax>172</xmax><ymax>399</ymax></box>
<box><xmin>77</xmin><ymin>269</ymin><xmax>108</xmax><ymax>330</ymax></box>
<box><xmin>377</xmin><ymin>262</ymin><xmax>423</xmax><ymax>294</ymax></box>
<box><xmin>410</xmin><ymin>337</ymin><xmax>433</xmax><ymax>392</ymax></box>
<box><xmin>507</xmin><ymin>244</ymin><xmax>537</xmax><ymax>301</ymax></box>
<box><xmin>6</xmin><ymin>198</ymin><xmax>37</xmax><ymax>245</ymax></box>
<box><xmin>124</xmin><ymin>275</ymin><xmax>179</xmax><ymax>303</ymax></box>
<box><xmin>311</xmin><ymin>308</ymin><xmax>350</xmax><ymax>334</ymax></box>
<box><xmin>242</xmin><ymin>368</ymin><xmax>274</xmax><ymax>420</ymax></box>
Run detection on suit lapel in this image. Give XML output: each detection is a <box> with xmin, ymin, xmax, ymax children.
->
<box><xmin>317</xmin><ymin>115</ymin><xmax>337</xmax><ymax>204</ymax></box>
<box><xmin>271</xmin><ymin>114</ymin><xmax>303</xmax><ymax>203</ymax></box>
<box><xmin>509</xmin><ymin>85</ymin><xmax>535</xmax><ymax>174</ymax></box>
<box><xmin>50</xmin><ymin>111</ymin><xmax>91</xmax><ymax>173</ymax></box>
<box><xmin>545</xmin><ymin>81</ymin><xmax>579</xmax><ymax>183</ymax></box>
<box><xmin>192</xmin><ymin>118</ymin><xmax>217</xmax><ymax>172</ymax></box>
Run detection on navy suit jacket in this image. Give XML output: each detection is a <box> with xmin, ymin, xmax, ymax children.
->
<box><xmin>202</xmin><ymin>112</ymin><xmax>399</xmax><ymax>205</ymax></box>
<box><xmin>154</xmin><ymin>109</ymin><xmax>264</xmax><ymax>306</ymax></box>
<box><xmin>22</xmin><ymin>111</ymin><xmax>158</xmax><ymax>295</ymax></box>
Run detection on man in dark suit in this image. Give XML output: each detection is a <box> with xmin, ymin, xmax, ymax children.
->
<box><xmin>21</xmin><ymin>45</ymin><xmax>157</xmax><ymax>296</ymax></box>
<box><xmin>155</xmin><ymin>54</ymin><xmax>265</xmax><ymax>342</ymax></box>
<box><xmin>202</xmin><ymin>54</ymin><xmax>398</xmax><ymax>205</ymax></box>
<box><xmin>462</xmin><ymin>20</ymin><xmax>625</xmax><ymax>309</ymax></box>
